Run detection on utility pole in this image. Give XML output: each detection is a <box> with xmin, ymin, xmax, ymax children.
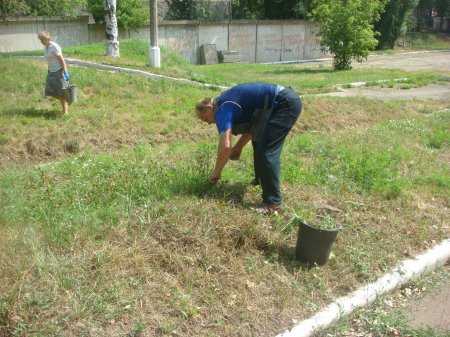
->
<box><xmin>149</xmin><ymin>0</ymin><xmax>161</xmax><ymax>67</ymax></box>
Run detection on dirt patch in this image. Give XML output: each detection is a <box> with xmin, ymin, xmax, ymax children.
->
<box><xmin>357</xmin><ymin>51</ymin><xmax>450</xmax><ymax>72</ymax></box>
<box><xmin>406</xmin><ymin>273</ymin><xmax>450</xmax><ymax>332</ymax></box>
<box><xmin>325</xmin><ymin>84</ymin><xmax>450</xmax><ymax>101</ymax></box>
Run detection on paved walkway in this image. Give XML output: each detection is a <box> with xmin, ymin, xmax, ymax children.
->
<box><xmin>357</xmin><ymin>50</ymin><xmax>450</xmax><ymax>72</ymax></box>
<box><xmin>302</xmin><ymin>50</ymin><xmax>450</xmax><ymax>72</ymax></box>
<box><xmin>322</xmin><ymin>50</ymin><xmax>450</xmax><ymax>101</ymax></box>
<box><xmin>406</xmin><ymin>271</ymin><xmax>450</xmax><ymax>331</ymax></box>
<box><xmin>325</xmin><ymin>83</ymin><xmax>450</xmax><ymax>100</ymax></box>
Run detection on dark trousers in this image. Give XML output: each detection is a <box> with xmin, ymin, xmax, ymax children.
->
<box><xmin>252</xmin><ymin>88</ymin><xmax>302</xmax><ymax>205</ymax></box>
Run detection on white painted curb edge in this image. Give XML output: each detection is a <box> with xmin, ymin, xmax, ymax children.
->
<box><xmin>23</xmin><ymin>56</ymin><xmax>229</xmax><ymax>90</ymax></box>
<box><xmin>276</xmin><ymin>239</ymin><xmax>450</xmax><ymax>337</ymax></box>
<box><xmin>65</xmin><ymin>58</ymin><xmax>230</xmax><ymax>90</ymax></box>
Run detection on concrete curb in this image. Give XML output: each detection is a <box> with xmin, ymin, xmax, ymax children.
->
<box><xmin>276</xmin><ymin>239</ymin><xmax>450</xmax><ymax>337</ymax></box>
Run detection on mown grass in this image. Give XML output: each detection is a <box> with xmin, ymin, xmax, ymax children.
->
<box><xmin>3</xmin><ymin>39</ymin><xmax>446</xmax><ymax>93</ymax></box>
<box><xmin>0</xmin><ymin>58</ymin><xmax>449</xmax><ymax>336</ymax></box>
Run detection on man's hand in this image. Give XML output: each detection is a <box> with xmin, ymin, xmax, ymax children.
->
<box><xmin>209</xmin><ymin>172</ymin><xmax>220</xmax><ymax>184</ymax></box>
<box><xmin>229</xmin><ymin>147</ymin><xmax>241</xmax><ymax>160</ymax></box>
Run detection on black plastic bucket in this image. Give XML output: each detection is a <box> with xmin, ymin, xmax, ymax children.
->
<box><xmin>295</xmin><ymin>219</ymin><xmax>340</xmax><ymax>266</ymax></box>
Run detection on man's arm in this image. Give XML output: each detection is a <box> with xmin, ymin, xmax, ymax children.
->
<box><xmin>209</xmin><ymin>129</ymin><xmax>232</xmax><ymax>184</ymax></box>
<box><xmin>230</xmin><ymin>133</ymin><xmax>252</xmax><ymax>160</ymax></box>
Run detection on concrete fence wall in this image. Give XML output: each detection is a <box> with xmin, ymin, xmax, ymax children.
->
<box><xmin>432</xmin><ymin>17</ymin><xmax>450</xmax><ymax>33</ymax></box>
<box><xmin>0</xmin><ymin>17</ymin><xmax>326</xmax><ymax>64</ymax></box>
<box><xmin>0</xmin><ymin>17</ymin><xmax>91</xmax><ymax>53</ymax></box>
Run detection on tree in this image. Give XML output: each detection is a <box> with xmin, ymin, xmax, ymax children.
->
<box><xmin>1</xmin><ymin>0</ymin><xmax>86</xmax><ymax>18</ymax></box>
<box><xmin>87</xmin><ymin>0</ymin><xmax>148</xmax><ymax>29</ymax></box>
<box><xmin>263</xmin><ymin>0</ymin><xmax>307</xmax><ymax>19</ymax></box>
<box><xmin>104</xmin><ymin>0</ymin><xmax>119</xmax><ymax>57</ymax></box>
<box><xmin>0</xmin><ymin>0</ymin><xmax>29</xmax><ymax>18</ymax></box>
<box><xmin>312</xmin><ymin>0</ymin><xmax>386</xmax><ymax>70</ymax></box>
<box><xmin>25</xmin><ymin>0</ymin><xmax>86</xmax><ymax>17</ymax></box>
<box><xmin>165</xmin><ymin>0</ymin><xmax>230</xmax><ymax>21</ymax></box>
<box><xmin>231</xmin><ymin>0</ymin><xmax>263</xmax><ymax>19</ymax></box>
<box><xmin>375</xmin><ymin>0</ymin><xmax>418</xmax><ymax>49</ymax></box>
<box><xmin>435</xmin><ymin>0</ymin><xmax>449</xmax><ymax>16</ymax></box>
<box><xmin>231</xmin><ymin>0</ymin><xmax>311</xmax><ymax>19</ymax></box>
<box><xmin>165</xmin><ymin>0</ymin><xmax>196</xmax><ymax>19</ymax></box>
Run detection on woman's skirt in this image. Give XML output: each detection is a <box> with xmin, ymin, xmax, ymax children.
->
<box><xmin>45</xmin><ymin>69</ymin><xmax>69</xmax><ymax>98</ymax></box>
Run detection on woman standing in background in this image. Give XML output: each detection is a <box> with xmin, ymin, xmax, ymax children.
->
<box><xmin>38</xmin><ymin>31</ymin><xmax>70</xmax><ymax>115</ymax></box>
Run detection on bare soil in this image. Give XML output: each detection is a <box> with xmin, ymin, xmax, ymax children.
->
<box><xmin>358</xmin><ymin>51</ymin><xmax>450</xmax><ymax>72</ymax></box>
<box><xmin>325</xmin><ymin>84</ymin><xmax>450</xmax><ymax>100</ymax></box>
<box><xmin>406</xmin><ymin>269</ymin><xmax>450</xmax><ymax>332</ymax></box>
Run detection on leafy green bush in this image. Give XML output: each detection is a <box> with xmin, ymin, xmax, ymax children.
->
<box><xmin>312</xmin><ymin>0</ymin><xmax>386</xmax><ymax>70</ymax></box>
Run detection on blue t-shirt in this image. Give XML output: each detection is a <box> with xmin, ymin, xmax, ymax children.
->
<box><xmin>214</xmin><ymin>83</ymin><xmax>281</xmax><ymax>134</ymax></box>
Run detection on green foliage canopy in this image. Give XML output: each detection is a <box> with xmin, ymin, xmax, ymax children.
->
<box><xmin>0</xmin><ymin>0</ymin><xmax>28</xmax><ymax>18</ymax></box>
<box><xmin>375</xmin><ymin>0</ymin><xmax>418</xmax><ymax>49</ymax></box>
<box><xmin>0</xmin><ymin>0</ymin><xmax>85</xmax><ymax>18</ymax></box>
<box><xmin>87</xmin><ymin>0</ymin><xmax>148</xmax><ymax>29</ymax></box>
<box><xmin>231</xmin><ymin>0</ymin><xmax>311</xmax><ymax>19</ymax></box>
<box><xmin>312</xmin><ymin>0</ymin><xmax>386</xmax><ymax>70</ymax></box>
<box><xmin>165</xmin><ymin>0</ymin><xmax>311</xmax><ymax>20</ymax></box>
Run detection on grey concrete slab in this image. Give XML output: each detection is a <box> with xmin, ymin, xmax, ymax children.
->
<box><xmin>256</xmin><ymin>24</ymin><xmax>283</xmax><ymax>63</ymax></box>
<box><xmin>229</xmin><ymin>23</ymin><xmax>257</xmax><ymax>63</ymax></box>
<box><xmin>281</xmin><ymin>23</ymin><xmax>306</xmax><ymax>61</ymax></box>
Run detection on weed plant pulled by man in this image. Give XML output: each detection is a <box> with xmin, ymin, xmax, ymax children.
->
<box><xmin>196</xmin><ymin>83</ymin><xmax>302</xmax><ymax>214</ymax></box>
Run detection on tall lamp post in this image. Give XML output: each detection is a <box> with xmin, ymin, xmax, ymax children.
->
<box><xmin>149</xmin><ymin>0</ymin><xmax>161</xmax><ymax>67</ymax></box>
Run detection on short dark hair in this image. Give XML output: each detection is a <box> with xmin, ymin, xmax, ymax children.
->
<box><xmin>195</xmin><ymin>97</ymin><xmax>212</xmax><ymax>116</ymax></box>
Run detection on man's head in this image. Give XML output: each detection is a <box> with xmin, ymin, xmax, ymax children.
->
<box><xmin>38</xmin><ymin>31</ymin><xmax>51</xmax><ymax>46</ymax></box>
<box><xmin>196</xmin><ymin>97</ymin><xmax>215</xmax><ymax>124</ymax></box>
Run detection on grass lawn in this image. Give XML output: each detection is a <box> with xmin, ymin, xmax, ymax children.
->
<box><xmin>0</xmin><ymin>57</ymin><xmax>449</xmax><ymax>337</ymax></box>
<box><xmin>4</xmin><ymin>39</ymin><xmax>447</xmax><ymax>94</ymax></box>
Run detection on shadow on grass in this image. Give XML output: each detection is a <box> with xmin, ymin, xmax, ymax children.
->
<box><xmin>203</xmin><ymin>182</ymin><xmax>248</xmax><ymax>204</ymax></box>
<box><xmin>188</xmin><ymin>181</ymin><xmax>249</xmax><ymax>205</ymax></box>
<box><xmin>3</xmin><ymin>107</ymin><xmax>59</xmax><ymax>119</ymax></box>
<box><xmin>258</xmin><ymin>241</ymin><xmax>313</xmax><ymax>272</ymax></box>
